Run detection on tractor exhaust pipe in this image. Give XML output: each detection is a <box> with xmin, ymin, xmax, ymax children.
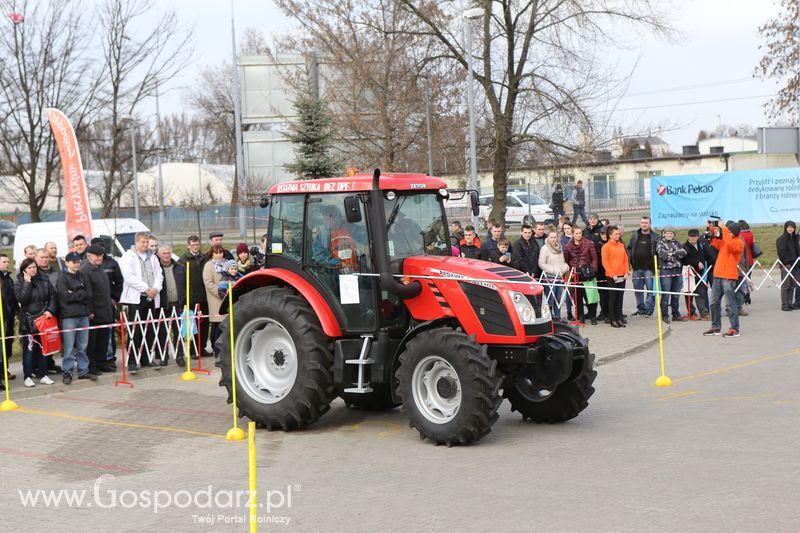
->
<box><xmin>370</xmin><ymin>169</ymin><xmax>422</xmax><ymax>299</ymax></box>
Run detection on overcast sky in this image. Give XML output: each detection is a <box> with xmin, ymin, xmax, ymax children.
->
<box><xmin>157</xmin><ymin>0</ymin><xmax>782</xmax><ymax>151</ymax></box>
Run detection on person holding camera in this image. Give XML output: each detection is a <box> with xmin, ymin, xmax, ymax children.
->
<box><xmin>703</xmin><ymin>219</ymin><xmax>744</xmax><ymax>338</ymax></box>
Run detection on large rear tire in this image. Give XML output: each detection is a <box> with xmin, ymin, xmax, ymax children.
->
<box><xmin>396</xmin><ymin>327</ymin><xmax>502</xmax><ymax>446</ymax></box>
<box><xmin>217</xmin><ymin>286</ymin><xmax>336</xmax><ymax>430</ymax></box>
<box><xmin>504</xmin><ymin>324</ymin><xmax>596</xmax><ymax>423</ymax></box>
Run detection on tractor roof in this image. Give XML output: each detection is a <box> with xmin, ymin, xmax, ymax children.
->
<box><xmin>269</xmin><ymin>173</ymin><xmax>447</xmax><ymax>195</ymax></box>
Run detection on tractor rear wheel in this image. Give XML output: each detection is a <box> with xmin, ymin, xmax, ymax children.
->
<box><xmin>396</xmin><ymin>327</ymin><xmax>502</xmax><ymax>446</ymax></box>
<box><xmin>504</xmin><ymin>324</ymin><xmax>596</xmax><ymax>423</ymax></box>
<box><xmin>217</xmin><ymin>286</ymin><xmax>336</xmax><ymax>430</ymax></box>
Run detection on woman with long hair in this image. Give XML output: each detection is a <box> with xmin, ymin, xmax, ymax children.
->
<box><xmin>538</xmin><ymin>230</ymin><xmax>569</xmax><ymax>320</ymax></box>
<box><xmin>203</xmin><ymin>245</ymin><xmax>227</xmax><ymax>354</ymax></box>
<box><xmin>602</xmin><ymin>226</ymin><xmax>630</xmax><ymax>328</ymax></box>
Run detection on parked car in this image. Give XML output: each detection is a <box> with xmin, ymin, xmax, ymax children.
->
<box><xmin>0</xmin><ymin>220</ymin><xmax>16</xmax><ymax>246</ymax></box>
<box><xmin>478</xmin><ymin>191</ymin><xmax>554</xmax><ymax>228</ymax></box>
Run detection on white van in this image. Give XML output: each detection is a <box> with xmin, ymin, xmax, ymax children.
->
<box><xmin>13</xmin><ymin>218</ymin><xmax>151</xmax><ymax>266</ymax></box>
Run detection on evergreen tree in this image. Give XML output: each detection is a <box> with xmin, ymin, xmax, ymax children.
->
<box><xmin>284</xmin><ymin>94</ymin><xmax>340</xmax><ymax>179</ymax></box>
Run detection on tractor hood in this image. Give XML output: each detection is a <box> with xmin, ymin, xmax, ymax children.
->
<box><xmin>401</xmin><ymin>255</ymin><xmax>544</xmax><ymax>296</ymax></box>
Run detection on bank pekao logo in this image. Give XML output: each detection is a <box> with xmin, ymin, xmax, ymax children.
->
<box><xmin>656</xmin><ymin>183</ymin><xmax>714</xmax><ymax>196</ymax></box>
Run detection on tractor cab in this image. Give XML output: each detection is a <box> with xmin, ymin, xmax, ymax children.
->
<box><xmin>219</xmin><ymin>169</ymin><xmax>596</xmax><ymax>446</ymax></box>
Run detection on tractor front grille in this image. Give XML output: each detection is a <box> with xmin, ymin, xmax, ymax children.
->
<box><xmin>458</xmin><ymin>282</ymin><xmax>515</xmax><ymax>336</ymax></box>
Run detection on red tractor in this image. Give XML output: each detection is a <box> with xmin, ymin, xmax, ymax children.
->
<box><xmin>218</xmin><ymin>170</ymin><xmax>596</xmax><ymax>445</ymax></box>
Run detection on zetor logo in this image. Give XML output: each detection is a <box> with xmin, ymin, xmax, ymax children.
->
<box><xmin>657</xmin><ymin>183</ymin><xmax>714</xmax><ymax>196</ymax></box>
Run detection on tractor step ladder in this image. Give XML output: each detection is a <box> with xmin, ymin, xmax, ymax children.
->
<box><xmin>344</xmin><ymin>335</ymin><xmax>374</xmax><ymax>393</ymax></box>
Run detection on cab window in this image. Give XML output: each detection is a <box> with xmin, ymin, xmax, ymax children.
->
<box><xmin>268</xmin><ymin>194</ymin><xmax>304</xmax><ymax>261</ymax></box>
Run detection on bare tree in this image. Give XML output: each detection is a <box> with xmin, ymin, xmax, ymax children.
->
<box><xmin>756</xmin><ymin>0</ymin><xmax>800</xmax><ymax>122</ymax></box>
<box><xmin>400</xmin><ymin>0</ymin><xmax>670</xmax><ymax>223</ymax></box>
<box><xmin>181</xmin><ymin>183</ymin><xmax>219</xmax><ymax>241</ymax></box>
<box><xmin>274</xmin><ymin>0</ymin><xmax>466</xmax><ymax>173</ymax></box>
<box><xmin>0</xmin><ymin>0</ymin><xmax>102</xmax><ymax>221</ymax></box>
<box><xmin>84</xmin><ymin>0</ymin><xmax>193</xmax><ymax>218</ymax></box>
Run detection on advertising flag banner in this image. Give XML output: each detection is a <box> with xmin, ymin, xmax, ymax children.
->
<box><xmin>650</xmin><ymin>167</ymin><xmax>800</xmax><ymax>227</ymax></box>
<box><xmin>47</xmin><ymin>108</ymin><xmax>93</xmax><ymax>241</ymax></box>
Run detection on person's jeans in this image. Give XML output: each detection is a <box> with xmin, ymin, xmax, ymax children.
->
<box><xmin>22</xmin><ymin>336</ymin><xmax>48</xmax><ymax>379</ymax></box>
<box><xmin>632</xmin><ymin>269</ymin><xmax>655</xmax><ymax>314</ymax></box>
<box><xmin>542</xmin><ymin>275</ymin><xmax>563</xmax><ymax>319</ymax></box>
<box><xmin>571</xmin><ymin>205</ymin><xmax>588</xmax><ymax>226</ymax></box>
<box><xmin>61</xmin><ymin>316</ymin><xmax>90</xmax><ymax>377</ymax></box>
<box><xmin>659</xmin><ymin>268</ymin><xmax>683</xmax><ymax>318</ymax></box>
<box><xmin>710</xmin><ymin>278</ymin><xmax>740</xmax><ymax>332</ymax></box>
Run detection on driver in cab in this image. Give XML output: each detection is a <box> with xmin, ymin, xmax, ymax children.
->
<box><xmin>312</xmin><ymin>206</ymin><xmax>359</xmax><ymax>273</ymax></box>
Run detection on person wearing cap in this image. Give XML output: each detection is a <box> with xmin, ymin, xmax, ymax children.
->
<box><xmin>119</xmin><ymin>232</ymin><xmax>164</xmax><ymax>372</ymax></box>
<box><xmin>656</xmin><ymin>225</ymin><xmax>687</xmax><ymax>323</ymax></box>
<box><xmin>585</xmin><ymin>213</ymin><xmax>603</xmax><ymax>243</ymax></box>
<box><xmin>89</xmin><ymin>238</ymin><xmax>123</xmax><ymax>367</ymax></box>
<box><xmin>682</xmin><ymin>229</ymin><xmax>710</xmax><ymax>320</ymax></box>
<box><xmin>570</xmin><ymin>180</ymin><xmax>589</xmax><ymax>226</ymax></box>
<box><xmin>179</xmin><ymin>235</ymin><xmax>211</xmax><ymax>356</ymax></box>
<box><xmin>235</xmin><ymin>243</ymin><xmax>258</xmax><ymax>275</ymax></box>
<box><xmin>157</xmin><ymin>244</ymin><xmax>187</xmax><ymax>367</ymax></box>
<box><xmin>81</xmin><ymin>245</ymin><xmax>115</xmax><ymax>375</ymax></box>
<box><xmin>703</xmin><ymin>220</ymin><xmax>744</xmax><ymax>338</ymax></box>
<box><xmin>776</xmin><ymin>220</ymin><xmax>800</xmax><ymax>312</ymax></box>
<box><xmin>209</xmin><ymin>232</ymin><xmax>234</xmax><ymax>260</ymax></box>
<box><xmin>56</xmin><ymin>251</ymin><xmax>96</xmax><ymax>384</ymax></box>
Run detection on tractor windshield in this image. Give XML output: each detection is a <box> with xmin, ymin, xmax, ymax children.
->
<box><xmin>385</xmin><ymin>192</ymin><xmax>449</xmax><ymax>260</ymax></box>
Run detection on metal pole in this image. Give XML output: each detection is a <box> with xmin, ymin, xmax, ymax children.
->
<box><xmin>155</xmin><ymin>84</ymin><xmax>165</xmax><ymax>231</ymax></box>
<box><xmin>423</xmin><ymin>75</ymin><xmax>434</xmax><ymax>176</ymax></box>
<box><xmin>231</xmin><ymin>0</ymin><xmax>246</xmax><ymax>237</ymax></box>
<box><xmin>464</xmin><ymin>21</ymin><xmax>479</xmax><ymax>227</ymax></box>
<box><xmin>131</xmin><ymin>124</ymin><xmax>139</xmax><ymax>221</ymax></box>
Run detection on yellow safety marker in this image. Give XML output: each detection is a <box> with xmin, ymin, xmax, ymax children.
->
<box><xmin>181</xmin><ymin>260</ymin><xmax>197</xmax><ymax>381</ymax></box>
<box><xmin>226</xmin><ymin>283</ymin><xmax>245</xmax><ymax>441</ymax></box>
<box><xmin>653</xmin><ymin>255</ymin><xmax>672</xmax><ymax>387</ymax></box>
<box><xmin>248</xmin><ymin>421</ymin><xmax>258</xmax><ymax>532</ymax></box>
<box><xmin>0</xmin><ymin>285</ymin><xmax>17</xmax><ymax>411</ymax></box>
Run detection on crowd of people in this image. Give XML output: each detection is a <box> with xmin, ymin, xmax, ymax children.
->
<box><xmin>450</xmin><ymin>213</ymin><xmax>800</xmax><ymax>337</ymax></box>
<box><xmin>0</xmin><ymin>231</ymin><xmax>260</xmax><ymax>391</ymax></box>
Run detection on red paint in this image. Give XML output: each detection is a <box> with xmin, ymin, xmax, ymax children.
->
<box><xmin>232</xmin><ymin>269</ymin><xmax>343</xmax><ymax>338</ymax></box>
<box><xmin>269</xmin><ymin>173</ymin><xmax>446</xmax><ymax>194</ymax></box>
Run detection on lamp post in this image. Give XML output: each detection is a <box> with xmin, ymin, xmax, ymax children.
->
<box><xmin>121</xmin><ymin>116</ymin><xmax>140</xmax><ymax>220</ymax></box>
<box><xmin>155</xmin><ymin>83</ymin><xmax>165</xmax><ymax>231</ymax></box>
<box><xmin>420</xmin><ymin>74</ymin><xmax>434</xmax><ymax>177</ymax></box>
<box><xmin>463</xmin><ymin>7</ymin><xmax>484</xmax><ymax>226</ymax></box>
<box><xmin>230</xmin><ymin>0</ymin><xmax>246</xmax><ymax>237</ymax></box>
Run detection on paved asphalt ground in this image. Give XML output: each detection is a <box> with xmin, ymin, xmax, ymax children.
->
<box><xmin>0</xmin><ymin>283</ymin><xmax>798</xmax><ymax>532</ymax></box>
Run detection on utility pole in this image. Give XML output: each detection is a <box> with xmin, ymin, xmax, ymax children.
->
<box><xmin>130</xmin><ymin>124</ymin><xmax>139</xmax><ymax>221</ymax></box>
<box><xmin>463</xmin><ymin>8</ymin><xmax>484</xmax><ymax>227</ymax></box>
<box><xmin>422</xmin><ymin>75</ymin><xmax>434</xmax><ymax>176</ymax></box>
<box><xmin>231</xmin><ymin>0</ymin><xmax>246</xmax><ymax>237</ymax></box>
<box><xmin>155</xmin><ymin>83</ymin><xmax>165</xmax><ymax>231</ymax></box>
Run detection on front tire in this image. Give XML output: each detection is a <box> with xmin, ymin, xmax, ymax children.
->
<box><xmin>217</xmin><ymin>286</ymin><xmax>336</xmax><ymax>430</ymax></box>
<box><xmin>0</xmin><ymin>234</ymin><xmax>9</xmax><ymax>246</ymax></box>
<box><xmin>396</xmin><ymin>327</ymin><xmax>502</xmax><ymax>446</ymax></box>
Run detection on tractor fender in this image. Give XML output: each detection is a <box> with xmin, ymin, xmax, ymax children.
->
<box><xmin>222</xmin><ymin>269</ymin><xmax>343</xmax><ymax>338</ymax></box>
<box><xmin>389</xmin><ymin>318</ymin><xmax>456</xmax><ymax>403</ymax></box>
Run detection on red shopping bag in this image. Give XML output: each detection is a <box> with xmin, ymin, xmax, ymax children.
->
<box><xmin>33</xmin><ymin>314</ymin><xmax>62</xmax><ymax>356</ymax></box>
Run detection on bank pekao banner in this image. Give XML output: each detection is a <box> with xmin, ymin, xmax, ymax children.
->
<box><xmin>47</xmin><ymin>108</ymin><xmax>93</xmax><ymax>241</ymax></box>
<box><xmin>650</xmin><ymin>167</ymin><xmax>800</xmax><ymax>228</ymax></box>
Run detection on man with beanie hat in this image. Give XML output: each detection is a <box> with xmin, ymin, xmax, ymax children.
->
<box><xmin>656</xmin><ymin>225</ymin><xmax>687</xmax><ymax>323</ymax></box>
<box><xmin>703</xmin><ymin>219</ymin><xmax>743</xmax><ymax>337</ymax></box>
<box><xmin>776</xmin><ymin>220</ymin><xmax>800</xmax><ymax>311</ymax></box>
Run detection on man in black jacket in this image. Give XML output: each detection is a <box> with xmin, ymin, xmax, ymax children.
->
<box><xmin>90</xmin><ymin>239</ymin><xmax>123</xmax><ymax>366</ymax></box>
<box><xmin>0</xmin><ymin>254</ymin><xmax>17</xmax><ymax>386</ymax></box>
<box><xmin>81</xmin><ymin>245</ymin><xmax>115</xmax><ymax>374</ymax></box>
<box><xmin>628</xmin><ymin>216</ymin><xmax>659</xmax><ymax>317</ymax></box>
<box><xmin>57</xmin><ymin>252</ymin><xmax>96</xmax><ymax>384</ymax></box>
<box><xmin>478</xmin><ymin>223</ymin><xmax>503</xmax><ymax>261</ymax></box>
<box><xmin>511</xmin><ymin>224</ymin><xmax>539</xmax><ymax>277</ymax></box>
<box><xmin>179</xmin><ymin>235</ymin><xmax>211</xmax><ymax>355</ymax></box>
<box><xmin>157</xmin><ymin>244</ymin><xmax>187</xmax><ymax>366</ymax></box>
<box><xmin>777</xmin><ymin>220</ymin><xmax>800</xmax><ymax>311</ymax></box>
<box><xmin>585</xmin><ymin>213</ymin><xmax>604</xmax><ymax>243</ymax></box>
<box><xmin>682</xmin><ymin>229</ymin><xmax>710</xmax><ymax>320</ymax></box>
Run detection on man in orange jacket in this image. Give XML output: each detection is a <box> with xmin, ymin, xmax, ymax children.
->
<box><xmin>703</xmin><ymin>220</ymin><xmax>744</xmax><ymax>338</ymax></box>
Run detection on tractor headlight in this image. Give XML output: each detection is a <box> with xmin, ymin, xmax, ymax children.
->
<box><xmin>510</xmin><ymin>291</ymin><xmax>536</xmax><ymax>324</ymax></box>
<box><xmin>541</xmin><ymin>302</ymin><xmax>551</xmax><ymax>320</ymax></box>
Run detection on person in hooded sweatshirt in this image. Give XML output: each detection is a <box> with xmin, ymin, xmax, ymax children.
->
<box><xmin>776</xmin><ymin>220</ymin><xmax>800</xmax><ymax>312</ymax></box>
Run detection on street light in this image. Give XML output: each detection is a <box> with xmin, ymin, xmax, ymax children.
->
<box><xmin>120</xmin><ymin>115</ymin><xmax>140</xmax><ymax>221</ymax></box>
<box><xmin>420</xmin><ymin>74</ymin><xmax>434</xmax><ymax>176</ymax></box>
<box><xmin>463</xmin><ymin>7</ymin><xmax>484</xmax><ymax>226</ymax></box>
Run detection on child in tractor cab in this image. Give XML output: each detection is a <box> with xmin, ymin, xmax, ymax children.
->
<box><xmin>217</xmin><ymin>260</ymin><xmax>243</xmax><ymax>299</ymax></box>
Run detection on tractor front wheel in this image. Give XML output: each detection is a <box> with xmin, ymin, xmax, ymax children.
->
<box><xmin>217</xmin><ymin>286</ymin><xmax>336</xmax><ymax>430</ymax></box>
<box><xmin>396</xmin><ymin>327</ymin><xmax>502</xmax><ymax>446</ymax></box>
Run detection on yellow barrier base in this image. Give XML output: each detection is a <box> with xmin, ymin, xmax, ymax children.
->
<box><xmin>655</xmin><ymin>375</ymin><xmax>673</xmax><ymax>387</ymax></box>
<box><xmin>181</xmin><ymin>371</ymin><xmax>197</xmax><ymax>381</ymax></box>
<box><xmin>226</xmin><ymin>427</ymin><xmax>246</xmax><ymax>441</ymax></box>
<box><xmin>0</xmin><ymin>399</ymin><xmax>19</xmax><ymax>411</ymax></box>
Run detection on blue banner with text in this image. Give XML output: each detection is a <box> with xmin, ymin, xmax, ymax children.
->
<box><xmin>650</xmin><ymin>167</ymin><xmax>800</xmax><ymax>227</ymax></box>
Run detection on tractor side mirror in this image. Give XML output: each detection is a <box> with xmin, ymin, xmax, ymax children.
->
<box><xmin>470</xmin><ymin>191</ymin><xmax>480</xmax><ymax>216</ymax></box>
<box><xmin>344</xmin><ymin>195</ymin><xmax>362</xmax><ymax>223</ymax></box>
